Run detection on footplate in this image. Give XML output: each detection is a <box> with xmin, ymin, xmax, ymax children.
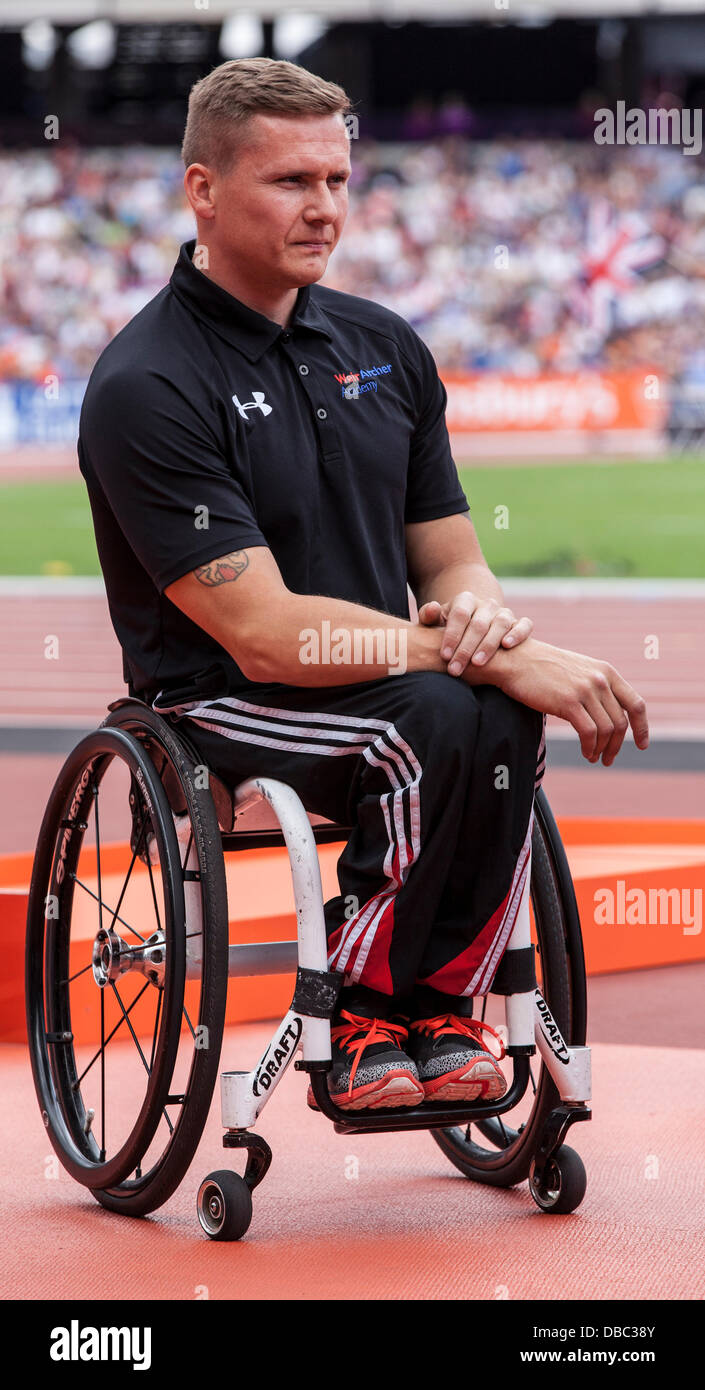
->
<box><xmin>308</xmin><ymin>1054</ymin><xmax>534</xmax><ymax>1135</ymax></box>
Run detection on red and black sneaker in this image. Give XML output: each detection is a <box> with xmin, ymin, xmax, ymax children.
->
<box><xmin>406</xmin><ymin>1014</ymin><xmax>507</xmax><ymax>1104</ymax></box>
<box><xmin>307</xmin><ymin>1009</ymin><xmax>424</xmax><ymax>1112</ymax></box>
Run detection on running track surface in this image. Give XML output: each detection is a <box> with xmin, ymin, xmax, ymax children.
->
<box><xmin>3</xmin><ymin>962</ymin><xmax>704</xmax><ymax>1301</ymax></box>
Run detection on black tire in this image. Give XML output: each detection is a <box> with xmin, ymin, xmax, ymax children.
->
<box><xmin>26</xmin><ymin>703</ymin><xmax>229</xmax><ymax>1217</ymax></box>
<box><xmin>528</xmin><ymin>1144</ymin><xmax>587</xmax><ymax>1214</ymax></box>
<box><xmin>431</xmin><ymin>788</ymin><xmax>586</xmax><ymax>1188</ymax></box>
<box><xmin>197</xmin><ymin>1170</ymin><xmax>253</xmax><ymax>1241</ymax></box>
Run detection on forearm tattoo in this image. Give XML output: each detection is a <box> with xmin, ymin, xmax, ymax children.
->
<box><xmin>194</xmin><ymin>550</ymin><xmax>250</xmax><ymax>586</ymax></box>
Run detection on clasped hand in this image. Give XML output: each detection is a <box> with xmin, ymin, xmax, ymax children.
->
<box><xmin>418</xmin><ymin>591</ymin><xmax>533</xmax><ymax>673</ymax></box>
<box><xmin>419</xmin><ymin>590</ymin><xmax>649</xmax><ymax>767</ymax></box>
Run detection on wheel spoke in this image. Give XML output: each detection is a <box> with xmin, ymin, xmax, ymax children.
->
<box><xmin>70</xmin><ymin>876</ymin><xmax>147</xmax><ymax>945</ymax></box>
<box><xmin>93</xmin><ymin>780</ymin><xmax>103</xmax><ymax>936</ymax></box>
<box><xmin>496</xmin><ymin>1115</ymin><xmax>510</xmax><ymax>1147</ymax></box>
<box><xmin>110</xmin><ymin>981</ymin><xmax>154</xmax><ymax>1078</ymax></box>
<box><xmin>69</xmin><ymin>791</ymin><xmax>156</xmax><ymax>948</ymax></box>
<box><xmin>102</xmin><ymin>799</ymin><xmax>151</xmax><ymax>941</ymax></box>
<box><xmin>110</xmin><ymin>982</ymin><xmax>175</xmax><ymax>1136</ymax></box>
<box><xmin>148</xmin><ymin>985</ymin><xmax>163</xmax><ymax>1072</ymax></box>
<box><xmin>73</xmin><ymin>980</ymin><xmax>152</xmax><ymax>1086</ymax></box>
<box><xmin>62</xmin><ymin>958</ymin><xmax>95</xmax><ymax>986</ymax></box>
<box><xmin>182</xmin><ymin>827</ymin><xmax>194</xmax><ymax>871</ymax></box>
<box><xmin>142</xmin><ymin>827</ymin><xmax>163</xmax><ymax>937</ymax></box>
<box><xmin>159</xmin><ymin>1108</ymin><xmax>175</xmax><ymax>1136</ymax></box>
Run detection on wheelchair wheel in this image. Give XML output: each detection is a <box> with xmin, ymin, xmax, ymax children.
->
<box><xmin>431</xmin><ymin>787</ymin><xmax>586</xmax><ymax>1188</ymax></box>
<box><xmin>26</xmin><ymin>703</ymin><xmax>229</xmax><ymax>1217</ymax></box>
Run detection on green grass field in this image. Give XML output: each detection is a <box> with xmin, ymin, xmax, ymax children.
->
<box><xmin>457</xmin><ymin>455</ymin><xmax>705</xmax><ymax>578</ymax></box>
<box><xmin>1</xmin><ymin>455</ymin><xmax>703</xmax><ymax>578</ymax></box>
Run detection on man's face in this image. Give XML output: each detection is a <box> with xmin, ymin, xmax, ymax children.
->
<box><xmin>202</xmin><ymin>111</ymin><xmax>351</xmax><ymax>291</ymax></box>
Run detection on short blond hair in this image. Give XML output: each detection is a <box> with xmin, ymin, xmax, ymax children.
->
<box><xmin>181</xmin><ymin>57</ymin><xmax>353</xmax><ymax>170</ymax></box>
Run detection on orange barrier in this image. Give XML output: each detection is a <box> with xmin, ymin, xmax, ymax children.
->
<box><xmin>559</xmin><ymin>816</ymin><xmax>704</xmax><ymax>976</ymax></box>
<box><xmin>1</xmin><ymin>890</ymin><xmax>29</xmax><ymax>1045</ymax></box>
<box><xmin>3</xmin><ymin>818</ymin><xmax>703</xmax><ymax>1044</ymax></box>
<box><xmin>440</xmin><ymin>368</ymin><xmax>667</xmax><ymax>433</ymax></box>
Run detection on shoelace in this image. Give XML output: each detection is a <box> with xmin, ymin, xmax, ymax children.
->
<box><xmin>409</xmin><ymin>1013</ymin><xmax>507</xmax><ymax>1062</ymax></box>
<box><xmin>331</xmin><ymin>1009</ymin><xmax>410</xmax><ymax>1099</ymax></box>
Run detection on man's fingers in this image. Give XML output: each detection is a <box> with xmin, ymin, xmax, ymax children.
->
<box><xmin>608</xmin><ymin>669</ymin><xmax>650</xmax><ymax>749</ymax></box>
<box><xmin>580</xmin><ymin>691</ymin><xmax>617</xmax><ymax>762</ymax></box>
<box><xmin>598</xmin><ymin>686</ymin><xmax>630</xmax><ymax>766</ymax></box>
<box><xmin>501</xmin><ymin>616</ymin><xmax>534</xmax><ymax>648</ymax></box>
<box><xmin>569</xmin><ymin>666</ymin><xmax>648</xmax><ymax>765</ymax></box>
<box><xmin>439</xmin><ymin>595</ymin><xmax>530</xmax><ymax>674</ymax></box>
<box><xmin>444</xmin><ymin>600</ymin><xmax>510</xmax><ymax>671</ymax></box>
<box><xmin>469</xmin><ymin>611</ymin><xmax>517</xmax><ymax>665</ymax></box>
<box><xmin>418</xmin><ymin>600</ymin><xmax>446</xmax><ymax>626</ymax></box>
<box><xmin>441</xmin><ymin>596</ymin><xmax>485</xmax><ymax>665</ymax></box>
<box><xmin>567</xmin><ymin>702</ymin><xmax>599</xmax><ymax>761</ymax></box>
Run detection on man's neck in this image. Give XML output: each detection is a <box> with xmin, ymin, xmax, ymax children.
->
<box><xmin>193</xmin><ymin>244</ymin><xmax>299</xmax><ymax>329</ymax></box>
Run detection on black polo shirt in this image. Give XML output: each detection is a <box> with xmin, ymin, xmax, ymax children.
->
<box><xmin>78</xmin><ymin>238</ymin><xmax>469</xmax><ymax>704</ymax></box>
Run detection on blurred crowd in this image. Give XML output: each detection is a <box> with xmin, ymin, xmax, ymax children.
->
<box><xmin>3</xmin><ymin>137</ymin><xmax>705</xmax><ymax>382</ymax></box>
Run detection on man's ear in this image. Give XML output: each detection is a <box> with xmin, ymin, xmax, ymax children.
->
<box><xmin>184</xmin><ymin>164</ymin><xmax>216</xmax><ymax>221</ymax></box>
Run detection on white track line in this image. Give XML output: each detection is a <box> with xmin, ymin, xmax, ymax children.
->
<box><xmin>0</xmin><ymin>576</ymin><xmax>704</xmax><ymax>599</ymax></box>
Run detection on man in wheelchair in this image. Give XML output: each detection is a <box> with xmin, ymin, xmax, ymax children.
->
<box><xmin>78</xmin><ymin>58</ymin><xmax>649</xmax><ymax>1114</ymax></box>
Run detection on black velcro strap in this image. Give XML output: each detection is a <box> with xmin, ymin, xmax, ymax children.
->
<box><xmin>491</xmin><ymin>945</ymin><xmax>537</xmax><ymax>995</ymax></box>
<box><xmin>292</xmin><ymin>966</ymin><xmax>343</xmax><ymax>1019</ymax></box>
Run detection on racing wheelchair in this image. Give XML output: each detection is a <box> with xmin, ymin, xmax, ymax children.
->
<box><xmin>26</xmin><ymin>696</ymin><xmax>591</xmax><ymax>1240</ymax></box>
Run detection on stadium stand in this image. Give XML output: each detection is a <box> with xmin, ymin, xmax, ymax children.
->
<box><xmin>2</xmin><ymin>138</ymin><xmax>705</xmax><ymax>388</ymax></box>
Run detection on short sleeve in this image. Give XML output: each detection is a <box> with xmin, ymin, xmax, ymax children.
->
<box><xmin>403</xmin><ymin>333</ymin><xmax>470</xmax><ymax>525</ymax></box>
<box><xmin>78</xmin><ymin>367</ymin><xmax>268</xmax><ymax>593</ymax></box>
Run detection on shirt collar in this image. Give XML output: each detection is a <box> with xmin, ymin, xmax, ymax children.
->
<box><xmin>169</xmin><ymin>239</ymin><xmax>333</xmax><ymax>362</ymax></box>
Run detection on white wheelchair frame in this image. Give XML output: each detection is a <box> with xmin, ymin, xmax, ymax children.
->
<box><xmin>179</xmin><ymin>775</ymin><xmax>591</xmax><ymax>1139</ymax></box>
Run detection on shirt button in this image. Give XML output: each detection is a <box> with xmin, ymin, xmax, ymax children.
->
<box><xmin>298</xmin><ymin>363</ymin><xmax>309</xmax><ymax>376</ymax></box>
<box><xmin>281</xmin><ymin>332</ymin><xmax>291</xmax><ymax>343</ymax></box>
<box><xmin>316</xmin><ymin>407</ymin><xmax>327</xmax><ymax>420</ymax></box>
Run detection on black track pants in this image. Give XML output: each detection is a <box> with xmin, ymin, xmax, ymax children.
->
<box><xmin>168</xmin><ymin>672</ymin><xmax>546</xmax><ymax>1016</ymax></box>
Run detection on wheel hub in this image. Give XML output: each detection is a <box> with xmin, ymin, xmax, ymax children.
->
<box><xmin>197</xmin><ymin>1180</ymin><xmax>225</xmax><ymax>1234</ymax></box>
<box><xmin>91</xmin><ymin>927</ymin><xmax>166</xmax><ymax>988</ymax></box>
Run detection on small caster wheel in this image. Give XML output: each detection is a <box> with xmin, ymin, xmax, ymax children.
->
<box><xmin>528</xmin><ymin>1145</ymin><xmax>587</xmax><ymax>1214</ymax></box>
<box><xmin>197</xmin><ymin>1170</ymin><xmax>253</xmax><ymax>1241</ymax></box>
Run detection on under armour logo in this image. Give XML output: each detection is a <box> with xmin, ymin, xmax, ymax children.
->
<box><xmin>232</xmin><ymin>391</ymin><xmax>273</xmax><ymax>419</ymax></box>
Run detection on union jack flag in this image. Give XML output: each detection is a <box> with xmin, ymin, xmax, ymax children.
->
<box><xmin>572</xmin><ymin>198</ymin><xmax>664</xmax><ymax>343</ymax></box>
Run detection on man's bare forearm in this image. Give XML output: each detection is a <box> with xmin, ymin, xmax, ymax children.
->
<box><xmin>188</xmin><ymin>547</ymin><xmax>510</xmax><ymax>688</ymax></box>
<box><xmin>232</xmin><ymin>590</ymin><xmax>500</xmax><ymax>687</ymax></box>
